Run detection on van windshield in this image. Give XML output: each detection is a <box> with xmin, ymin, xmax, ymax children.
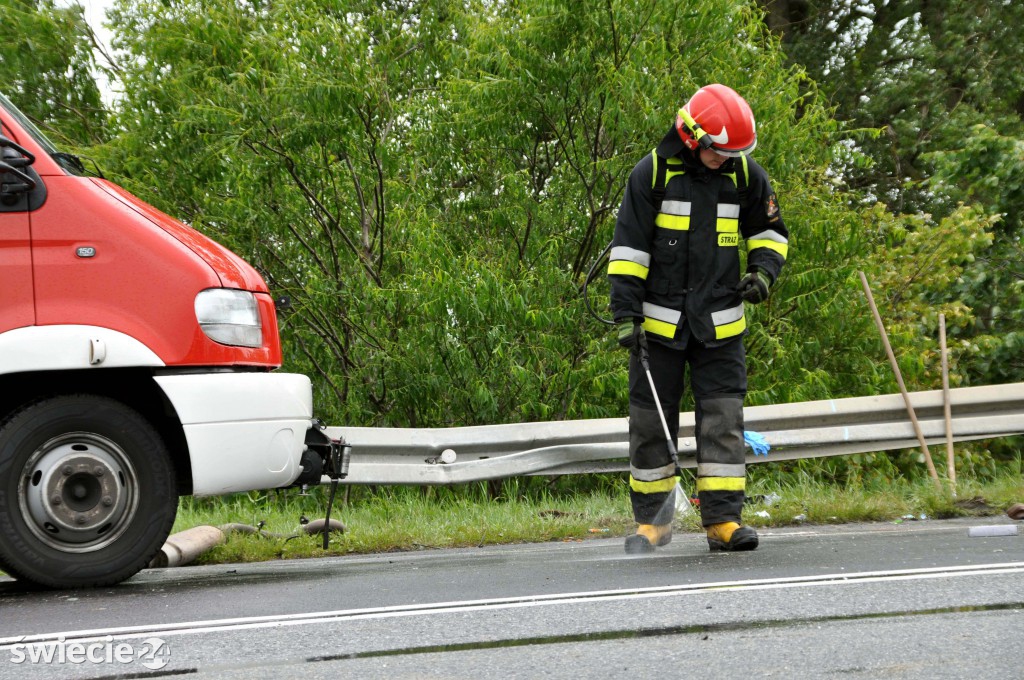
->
<box><xmin>0</xmin><ymin>91</ymin><xmax>86</xmax><ymax>176</ymax></box>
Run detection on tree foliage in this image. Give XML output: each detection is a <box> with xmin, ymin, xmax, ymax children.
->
<box><xmin>93</xmin><ymin>0</ymin><xmax>858</xmax><ymax>428</ymax></box>
<box><xmin>758</xmin><ymin>0</ymin><xmax>1024</xmax><ymax>391</ymax></box>
<box><xmin>0</xmin><ymin>0</ymin><xmax>108</xmax><ymax>145</ymax></box>
<box><xmin>4</xmin><ymin>0</ymin><xmax>1001</xmax><ymax>481</ymax></box>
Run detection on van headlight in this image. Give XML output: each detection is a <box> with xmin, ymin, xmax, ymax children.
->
<box><xmin>194</xmin><ymin>289</ymin><xmax>262</xmax><ymax>347</ymax></box>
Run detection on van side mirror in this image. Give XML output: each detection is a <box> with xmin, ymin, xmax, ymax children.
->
<box><xmin>0</xmin><ymin>159</ymin><xmax>36</xmax><ymax>196</ymax></box>
<box><xmin>0</xmin><ymin>134</ymin><xmax>35</xmax><ymax>167</ymax></box>
<box><xmin>0</xmin><ymin>139</ymin><xmax>38</xmax><ymax>206</ymax></box>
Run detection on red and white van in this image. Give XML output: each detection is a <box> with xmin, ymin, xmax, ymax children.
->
<box><xmin>0</xmin><ymin>92</ymin><xmax>331</xmax><ymax>588</ymax></box>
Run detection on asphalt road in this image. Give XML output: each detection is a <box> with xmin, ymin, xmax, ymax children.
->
<box><xmin>1</xmin><ymin>517</ymin><xmax>1022</xmax><ymax>679</ymax></box>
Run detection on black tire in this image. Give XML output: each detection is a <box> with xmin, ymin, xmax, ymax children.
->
<box><xmin>0</xmin><ymin>395</ymin><xmax>177</xmax><ymax>588</ymax></box>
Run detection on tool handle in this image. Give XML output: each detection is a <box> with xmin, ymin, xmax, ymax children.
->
<box><xmin>635</xmin><ymin>325</ymin><xmax>652</xmax><ymax>371</ymax></box>
<box><xmin>636</xmin><ymin>329</ymin><xmax>680</xmax><ymax>470</ymax></box>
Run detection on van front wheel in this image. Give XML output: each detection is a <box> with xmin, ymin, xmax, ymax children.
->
<box><xmin>0</xmin><ymin>395</ymin><xmax>177</xmax><ymax>589</ymax></box>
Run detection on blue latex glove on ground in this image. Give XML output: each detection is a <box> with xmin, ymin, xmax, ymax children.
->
<box><xmin>744</xmin><ymin>430</ymin><xmax>771</xmax><ymax>456</ymax></box>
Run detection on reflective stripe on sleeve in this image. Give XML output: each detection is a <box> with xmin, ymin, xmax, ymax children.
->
<box><xmin>607</xmin><ymin>246</ymin><xmax>651</xmax><ymax>279</ymax></box>
<box><xmin>642</xmin><ymin>301</ymin><xmax>682</xmax><ymax>339</ymax></box>
<box><xmin>747</xmin><ymin>229</ymin><xmax>789</xmax><ymax>259</ymax></box>
<box><xmin>711</xmin><ymin>303</ymin><xmax>746</xmax><ymax>340</ymax></box>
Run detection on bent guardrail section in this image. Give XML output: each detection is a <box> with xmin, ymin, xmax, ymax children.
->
<box><xmin>323</xmin><ymin>383</ymin><xmax>1024</xmax><ymax>485</ymax></box>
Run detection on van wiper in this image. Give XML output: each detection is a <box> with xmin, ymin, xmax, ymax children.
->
<box><xmin>51</xmin><ymin>151</ymin><xmax>90</xmax><ymax>176</ymax></box>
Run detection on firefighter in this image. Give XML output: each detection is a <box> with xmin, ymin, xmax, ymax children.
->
<box><xmin>607</xmin><ymin>84</ymin><xmax>788</xmax><ymax>554</ymax></box>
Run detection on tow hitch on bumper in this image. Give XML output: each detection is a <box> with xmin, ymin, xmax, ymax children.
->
<box><xmin>296</xmin><ymin>419</ymin><xmax>352</xmax><ymax>487</ymax></box>
<box><xmin>296</xmin><ymin>420</ymin><xmax>352</xmax><ymax>549</ymax></box>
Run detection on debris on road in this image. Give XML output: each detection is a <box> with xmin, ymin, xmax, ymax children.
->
<box><xmin>967</xmin><ymin>525</ymin><xmax>1019</xmax><ymax>538</ymax></box>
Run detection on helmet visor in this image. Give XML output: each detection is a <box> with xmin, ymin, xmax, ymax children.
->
<box><xmin>708</xmin><ymin>139</ymin><xmax>756</xmax><ymax>158</ymax></box>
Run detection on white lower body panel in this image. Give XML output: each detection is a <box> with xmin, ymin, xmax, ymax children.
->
<box><xmin>154</xmin><ymin>372</ymin><xmax>313</xmax><ymax>496</ymax></box>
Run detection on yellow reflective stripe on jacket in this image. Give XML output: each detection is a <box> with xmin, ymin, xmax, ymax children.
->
<box><xmin>711</xmin><ymin>303</ymin><xmax>746</xmax><ymax>340</ymax></box>
<box><xmin>630</xmin><ymin>475</ymin><xmax>678</xmax><ymax>494</ymax></box>
<box><xmin>696</xmin><ymin>476</ymin><xmax>746</xmax><ymax>492</ymax></box>
<box><xmin>747</xmin><ymin>229</ymin><xmax>789</xmax><ymax>259</ymax></box>
<box><xmin>607</xmin><ymin>246</ymin><xmax>651</xmax><ymax>279</ymax></box>
<box><xmin>655</xmin><ymin>200</ymin><xmax>691</xmax><ymax>231</ymax></box>
<box><xmin>655</xmin><ymin>214</ymin><xmax>690</xmax><ymax>230</ymax></box>
<box><xmin>643</xmin><ymin>317</ymin><xmax>678</xmax><ymax>338</ymax></box>
<box><xmin>716</xmin><ymin>204</ymin><xmax>739</xmax><ymax>233</ymax></box>
<box><xmin>642</xmin><ymin>301</ymin><xmax>681</xmax><ymax>339</ymax></box>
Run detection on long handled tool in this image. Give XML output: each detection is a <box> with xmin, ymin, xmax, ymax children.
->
<box><xmin>635</xmin><ymin>329</ymin><xmax>692</xmax><ymax>515</ymax></box>
<box><xmin>636</xmin><ymin>328</ymin><xmax>682</xmax><ymax>474</ymax></box>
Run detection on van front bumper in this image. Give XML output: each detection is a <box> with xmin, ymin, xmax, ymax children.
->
<box><xmin>154</xmin><ymin>372</ymin><xmax>313</xmax><ymax>496</ymax></box>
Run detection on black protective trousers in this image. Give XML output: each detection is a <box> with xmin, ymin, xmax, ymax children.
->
<box><xmin>628</xmin><ymin>336</ymin><xmax>747</xmax><ymax>527</ymax></box>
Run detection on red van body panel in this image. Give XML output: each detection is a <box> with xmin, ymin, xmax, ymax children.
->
<box><xmin>0</xmin><ymin>102</ymin><xmax>282</xmax><ymax>368</ymax></box>
<box><xmin>0</xmin><ymin>209</ymin><xmax>33</xmax><ymax>333</ymax></box>
<box><xmin>29</xmin><ymin>175</ymin><xmax>281</xmax><ymax>366</ymax></box>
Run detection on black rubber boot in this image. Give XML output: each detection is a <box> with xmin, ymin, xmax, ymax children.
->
<box><xmin>706</xmin><ymin>522</ymin><xmax>758</xmax><ymax>552</ymax></box>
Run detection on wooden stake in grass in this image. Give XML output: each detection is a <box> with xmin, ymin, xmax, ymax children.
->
<box><xmin>939</xmin><ymin>314</ymin><xmax>956</xmax><ymax>491</ymax></box>
<box><xmin>858</xmin><ymin>272</ymin><xmax>942</xmax><ymax>488</ymax></box>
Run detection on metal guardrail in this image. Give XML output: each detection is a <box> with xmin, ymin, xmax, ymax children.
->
<box><xmin>323</xmin><ymin>383</ymin><xmax>1024</xmax><ymax>485</ymax></box>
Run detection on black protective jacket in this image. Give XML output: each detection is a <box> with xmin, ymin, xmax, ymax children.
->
<box><xmin>607</xmin><ymin>127</ymin><xmax>789</xmax><ymax>349</ymax></box>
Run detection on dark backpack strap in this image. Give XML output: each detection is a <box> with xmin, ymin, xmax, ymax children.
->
<box><xmin>736</xmin><ymin>153</ymin><xmax>749</xmax><ymax>207</ymax></box>
<box><xmin>652</xmin><ymin>149</ymin><xmax>747</xmax><ymax>209</ymax></box>
<box><xmin>650</xmin><ymin>149</ymin><xmax>668</xmax><ymax>211</ymax></box>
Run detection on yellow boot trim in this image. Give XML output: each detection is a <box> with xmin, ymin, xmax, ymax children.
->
<box><xmin>706</xmin><ymin>522</ymin><xmax>741</xmax><ymax>544</ymax></box>
<box><xmin>636</xmin><ymin>523</ymin><xmax>673</xmax><ymax>547</ymax></box>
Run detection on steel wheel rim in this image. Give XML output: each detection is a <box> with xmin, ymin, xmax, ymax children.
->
<box><xmin>19</xmin><ymin>432</ymin><xmax>141</xmax><ymax>553</ymax></box>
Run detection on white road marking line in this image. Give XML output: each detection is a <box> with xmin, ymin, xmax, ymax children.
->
<box><xmin>2</xmin><ymin>561</ymin><xmax>1021</xmax><ymax>648</ymax></box>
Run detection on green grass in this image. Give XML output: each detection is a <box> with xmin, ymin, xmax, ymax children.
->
<box><xmin>1</xmin><ymin>465</ymin><xmax>1019</xmax><ymax>579</ymax></box>
<box><xmin>172</xmin><ymin>479</ymin><xmax>637</xmax><ymax>565</ymax></box>
<box><xmin>170</xmin><ymin>465</ymin><xmax>1024</xmax><ymax>567</ymax></box>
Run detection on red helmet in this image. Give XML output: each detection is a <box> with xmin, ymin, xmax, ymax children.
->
<box><xmin>675</xmin><ymin>84</ymin><xmax>757</xmax><ymax>157</ymax></box>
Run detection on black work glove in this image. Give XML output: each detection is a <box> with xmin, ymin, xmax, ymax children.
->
<box><xmin>736</xmin><ymin>269</ymin><xmax>772</xmax><ymax>304</ymax></box>
<box><xmin>616</xmin><ymin>318</ymin><xmax>644</xmax><ymax>349</ymax></box>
